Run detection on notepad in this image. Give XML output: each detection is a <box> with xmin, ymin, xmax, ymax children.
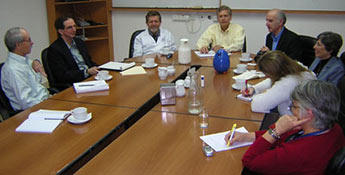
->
<box><xmin>99</xmin><ymin>61</ymin><xmax>135</xmax><ymax>71</ymax></box>
<box><xmin>194</xmin><ymin>50</ymin><xmax>216</xmax><ymax>58</ymax></box>
<box><xmin>16</xmin><ymin>118</ymin><xmax>63</xmax><ymax>133</ymax></box>
<box><xmin>233</xmin><ymin>70</ymin><xmax>265</xmax><ymax>80</ymax></box>
<box><xmin>120</xmin><ymin>66</ymin><xmax>147</xmax><ymax>76</ymax></box>
<box><xmin>200</xmin><ymin>127</ymin><xmax>253</xmax><ymax>152</ymax></box>
<box><xmin>73</xmin><ymin>80</ymin><xmax>109</xmax><ymax>94</ymax></box>
<box><xmin>236</xmin><ymin>94</ymin><xmax>252</xmax><ymax>102</ymax></box>
<box><xmin>28</xmin><ymin>109</ymin><xmax>70</xmax><ymax>120</ymax></box>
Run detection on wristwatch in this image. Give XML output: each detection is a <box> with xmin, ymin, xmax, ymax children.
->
<box><xmin>268</xmin><ymin>128</ymin><xmax>280</xmax><ymax>140</ymax></box>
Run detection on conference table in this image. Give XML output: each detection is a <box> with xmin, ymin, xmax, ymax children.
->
<box><xmin>0</xmin><ymin>51</ymin><xmax>265</xmax><ymax>174</ymax></box>
<box><xmin>76</xmin><ymin>111</ymin><xmax>261</xmax><ymax>175</ymax></box>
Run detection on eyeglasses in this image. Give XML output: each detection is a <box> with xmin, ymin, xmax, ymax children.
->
<box><xmin>22</xmin><ymin>37</ymin><xmax>32</xmax><ymax>43</ymax></box>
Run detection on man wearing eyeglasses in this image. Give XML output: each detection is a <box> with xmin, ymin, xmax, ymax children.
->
<box><xmin>1</xmin><ymin>27</ymin><xmax>49</xmax><ymax>111</ymax></box>
<box><xmin>47</xmin><ymin>16</ymin><xmax>98</xmax><ymax>91</ymax></box>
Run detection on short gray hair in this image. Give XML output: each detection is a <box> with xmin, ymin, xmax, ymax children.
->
<box><xmin>217</xmin><ymin>5</ymin><xmax>232</xmax><ymax>16</ymax></box>
<box><xmin>291</xmin><ymin>80</ymin><xmax>340</xmax><ymax>130</ymax></box>
<box><xmin>272</xmin><ymin>9</ymin><xmax>286</xmax><ymax>25</ymax></box>
<box><xmin>4</xmin><ymin>27</ymin><xmax>25</xmax><ymax>52</ymax></box>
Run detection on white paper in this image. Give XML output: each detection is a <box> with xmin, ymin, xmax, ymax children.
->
<box><xmin>73</xmin><ymin>80</ymin><xmax>109</xmax><ymax>94</ymax></box>
<box><xmin>28</xmin><ymin>109</ymin><xmax>70</xmax><ymax>120</ymax></box>
<box><xmin>236</xmin><ymin>94</ymin><xmax>252</xmax><ymax>102</ymax></box>
<box><xmin>200</xmin><ymin>127</ymin><xmax>253</xmax><ymax>152</ymax></box>
<box><xmin>16</xmin><ymin>118</ymin><xmax>63</xmax><ymax>133</ymax></box>
<box><xmin>194</xmin><ymin>50</ymin><xmax>216</xmax><ymax>58</ymax></box>
<box><xmin>99</xmin><ymin>61</ymin><xmax>135</xmax><ymax>71</ymax></box>
<box><xmin>233</xmin><ymin>70</ymin><xmax>265</xmax><ymax>80</ymax></box>
<box><xmin>120</xmin><ymin>66</ymin><xmax>147</xmax><ymax>76</ymax></box>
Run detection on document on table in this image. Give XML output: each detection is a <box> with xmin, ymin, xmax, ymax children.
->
<box><xmin>232</xmin><ymin>70</ymin><xmax>265</xmax><ymax>80</ymax></box>
<box><xmin>236</xmin><ymin>94</ymin><xmax>252</xmax><ymax>102</ymax></box>
<box><xmin>73</xmin><ymin>80</ymin><xmax>109</xmax><ymax>94</ymax></box>
<box><xmin>28</xmin><ymin>109</ymin><xmax>71</xmax><ymax>120</ymax></box>
<box><xmin>200</xmin><ymin>127</ymin><xmax>253</xmax><ymax>152</ymax></box>
<box><xmin>99</xmin><ymin>61</ymin><xmax>135</xmax><ymax>71</ymax></box>
<box><xmin>16</xmin><ymin>118</ymin><xmax>63</xmax><ymax>133</ymax></box>
<box><xmin>194</xmin><ymin>50</ymin><xmax>216</xmax><ymax>58</ymax></box>
<box><xmin>120</xmin><ymin>66</ymin><xmax>147</xmax><ymax>76</ymax></box>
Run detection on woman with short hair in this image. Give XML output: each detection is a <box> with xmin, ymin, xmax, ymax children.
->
<box><xmin>227</xmin><ymin>80</ymin><xmax>345</xmax><ymax>174</ymax></box>
<box><xmin>309</xmin><ymin>31</ymin><xmax>345</xmax><ymax>85</ymax></box>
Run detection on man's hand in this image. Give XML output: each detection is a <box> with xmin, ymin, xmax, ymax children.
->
<box><xmin>87</xmin><ymin>66</ymin><xmax>99</xmax><ymax>75</ymax></box>
<box><xmin>212</xmin><ymin>45</ymin><xmax>224</xmax><ymax>52</ymax></box>
<box><xmin>200</xmin><ymin>47</ymin><xmax>209</xmax><ymax>54</ymax></box>
<box><xmin>32</xmin><ymin>59</ymin><xmax>47</xmax><ymax>77</ymax></box>
<box><xmin>260</xmin><ymin>46</ymin><xmax>270</xmax><ymax>52</ymax></box>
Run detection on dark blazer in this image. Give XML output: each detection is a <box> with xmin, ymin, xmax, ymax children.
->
<box><xmin>47</xmin><ymin>37</ymin><xmax>96</xmax><ymax>90</ymax></box>
<box><xmin>265</xmin><ymin>27</ymin><xmax>302</xmax><ymax>61</ymax></box>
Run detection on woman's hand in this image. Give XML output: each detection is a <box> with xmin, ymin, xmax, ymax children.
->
<box><xmin>274</xmin><ymin>115</ymin><xmax>312</xmax><ymax>136</ymax></box>
<box><xmin>224</xmin><ymin>132</ymin><xmax>255</xmax><ymax>145</ymax></box>
<box><xmin>241</xmin><ymin>87</ymin><xmax>255</xmax><ymax>97</ymax></box>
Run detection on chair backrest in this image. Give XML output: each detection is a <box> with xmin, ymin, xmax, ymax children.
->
<box><xmin>337</xmin><ymin>75</ymin><xmax>345</xmax><ymax>134</ymax></box>
<box><xmin>41</xmin><ymin>48</ymin><xmax>55</xmax><ymax>88</ymax></box>
<box><xmin>325</xmin><ymin>146</ymin><xmax>345</xmax><ymax>175</ymax></box>
<box><xmin>242</xmin><ymin>36</ymin><xmax>247</xmax><ymax>53</ymax></box>
<box><xmin>299</xmin><ymin>35</ymin><xmax>317</xmax><ymax>67</ymax></box>
<box><xmin>340</xmin><ymin>52</ymin><xmax>345</xmax><ymax>66</ymax></box>
<box><xmin>128</xmin><ymin>29</ymin><xmax>145</xmax><ymax>58</ymax></box>
<box><xmin>0</xmin><ymin>63</ymin><xmax>18</xmax><ymax>120</ymax></box>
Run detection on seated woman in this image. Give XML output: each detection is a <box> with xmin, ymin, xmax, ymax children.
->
<box><xmin>243</xmin><ymin>50</ymin><xmax>315</xmax><ymax>115</ymax></box>
<box><xmin>309</xmin><ymin>31</ymin><xmax>345</xmax><ymax>85</ymax></box>
<box><xmin>226</xmin><ymin>80</ymin><xmax>345</xmax><ymax>174</ymax></box>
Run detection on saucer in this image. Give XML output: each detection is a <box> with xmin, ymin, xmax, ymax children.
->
<box><xmin>240</xmin><ymin>58</ymin><xmax>253</xmax><ymax>62</ymax></box>
<box><xmin>247</xmin><ymin>63</ymin><xmax>257</xmax><ymax>66</ymax></box>
<box><xmin>95</xmin><ymin>75</ymin><xmax>112</xmax><ymax>81</ymax></box>
<box><xmin>67</xmin><ymin>113</ymin><xmax>92</xmax><ymax>124</ymax></box>
<box><xmin>233</xmin><ymin>69</ymin><xmax>246</xmax><ymax>74</ymax></box>
<box><xmin>142</xmin><ymin>63</ymin><xmax>158</xmax><ymax>69</ymax></box>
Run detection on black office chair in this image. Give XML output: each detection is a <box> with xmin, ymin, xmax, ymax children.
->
<box><xmin>325</xmin><ymin>146</ymin><xmax>345</xmax><ymax>175</ymax></box>
<box><xmin>0</xmin><ymin>63</ymin><xmax>19</xmax><ymax>121</ymax></box>
<box><xmin>340</xmin><ymin>52</ymin><xmax>345</xmax><ymax>66</ymax></box>
<box><xmin>242</xmin><ymin>36</ymin><xmax>247</xmax><ymax>53</ymax></box>
<box><xmin>337</xmin><ymin>76</ymin><xmax>345</xmax><ymax>134</ymax></box>
<box><xmin>128</xmin><ymin>29</ymin><xmax>145</xmax><ymax>58</ymax></box>
<box><xmin>299</xmin><ymin>35</ymin><xmax>317</xmax><ymax>67</ymax></box>
<box><xmin>41</xmin><ymin>48</ymin><xmax>69</xmax><ymax>92</ymax></box>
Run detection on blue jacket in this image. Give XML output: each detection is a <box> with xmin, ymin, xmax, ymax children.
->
<box><xmin>309</xmin><ymin>56</ymin><xmax>345</xmax><ymax>85</ymax></box>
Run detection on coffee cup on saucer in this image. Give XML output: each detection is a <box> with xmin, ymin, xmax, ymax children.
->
<box><xmin>145</xmin><ymin>58</ymin><xmax>155</xmax><ymax>67</ymax></box>
<box><xmin>236</xmin><ymin>64</ymin><xmax>247</xmax><ymax>73</ymax></box>
<box><xmin>72</xmin><ymin>107</ymin><xmax>88</xmax><ymax>120</ymax></box>
<box><xmin>234</xmin><ymin>78</ymin><xmax>246</xmax><ymax>90</ymax></box>
<box><xmin>97</xmin><ymin>70</ymin><xmax>109</xmax><ymax>80</ymax></box>
<box><xmin>242</xmin><ymin>53</ymin><xmax>250</xmax><ymax>59</ymax></box>
<box><xmin>167</xmin><ymin>65</ymin><xmax>176</xmax><ymax>76</ymax></box>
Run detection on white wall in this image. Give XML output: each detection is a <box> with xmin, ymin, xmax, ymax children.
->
<box><xmin>0</xmin><ymin>0</ymin><xmax>49</xmax><ymax>63</ymax></box>
<box><xmin>112</xmin><ymin>10</ymin><xmax>345</xmax><ymax>61</ymax></box>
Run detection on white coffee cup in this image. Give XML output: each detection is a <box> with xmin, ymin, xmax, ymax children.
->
<box><xmin>161</xmin><ymin>48</ymin><xmax>170</xmax><ymax>55</ymax></box>
<box><xmin>237</xmin><ymin>64</ymin><xmax>247</xmax><ymax>73</ymax></box>
<box><xmin>145</xmin><ymin>58</ymin><xmax>155</xmax><ymax>67</ymax></box>
<box><xmin>175</xmin><ymin>80</ymin><xmax>185</xmax><ymax>97</ymax></box>
<box><xmin>97</xmin><ymin>70</ymin><xmax>109</xmax><ymax>80</ymax></box>
<box><xmin>158</xmin><ymin>67</ymin><xmax>168</xmax><ymax>80</ymax></box>
<box><xmin>167</xmin><ymin>65</ymin><xmax>175</xmax><ymax>76</ymax></box>
<box><xmin>235</xmin><ymin>78</ymin><xmax>246</xmax><ymax>90</ymax></box>
<box><xmin>242</xmin><ymin>53</ymin><xmax>250</xmax><ymax>59</ymax></box>
<box><xmin>72</xmin><ymin>107</ymin><xmax>88</xmax><ymax>120</ymax></box>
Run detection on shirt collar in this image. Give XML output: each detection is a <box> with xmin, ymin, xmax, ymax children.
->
<box><xmin>64</xmin><ymin>39</ymin><xmax>76</xmax><ymax>49</ymax></box>
<box><xmin>148</xmin><ymin>29</ymin><xmax>160</xmax><ymax>38</ymax></box>
<box><xmin>271</xmin><ymin>26</ymin><xmax>285</xmax><ymax>42</ymax></box>
<box><xmin>8</xmin><ymin>52</ymin><xmax>28</xmax><ymax>64</ymax></box>
<box><xmin>218</xmin><ymin>23</ymin><xmax>231</xmax><ymax>32</ymax></box>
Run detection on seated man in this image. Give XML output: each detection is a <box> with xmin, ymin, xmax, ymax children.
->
<box><xmin>133</xmin><ymin>11</ymin><xmax>176</xmax><ymax>57</ymax></box>
<box><xmin>47</xmin><ymin>16</ymin><xmax>98</xmax><ymax>90</ymax></box>
<box><xmin>197</xmin><ymin>5</ymin><xmax>245</xmax><ymax>54</ymax></box>
<box><xmin>1</xmin><ymin>27</ymin><xmax>49</xmax><ymax>111</ymax></box>
<box><xmin>256</xmin><ymin>9</ymin><xmax>302</xmax><ymax>61</ymax></box>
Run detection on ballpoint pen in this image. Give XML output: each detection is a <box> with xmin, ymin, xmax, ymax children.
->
<box><xmin>79</xmin><ymin>84</ymin><xmax>95</xmax><ymax>87</ymax></box>
<box><xmin>227</xmin><ymin>123</ymin><xmax>237</xmax><ymax>147</ymax></box>
<box><xmin>244</xmin><ymin>80</ymin><xmax>249</xmax><ymax>97</ymax></box>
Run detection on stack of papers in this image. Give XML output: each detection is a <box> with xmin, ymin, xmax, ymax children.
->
<box><xmin>120</xmin><ymin>66</ymin><xmax>147</xmax><ymax>76</ymax></box>
<box><xmin>233</xmin><ymin>70</ymin><xmax>265</xmax><ymax>80</ymax></box>
<box><xmin>99</xmin><ymin>61</ymin><xmax>135</xmax><ymax>71</ymax></box>
<box><xmin>200</xmin><ymin>127</ymin><xmax>253</xmax><ymax>152</ymax></box>
<box><xmin>73</xmin><ymin>80</ymin><xmax>109</xmax><ymax>94</ymax></box>
<box><xmin>16</xmin><ymin>109</ymin><xmax>70</xmax><ymax>133</ymax></box>
<box><xmin>194</xmin><ymin>50</ymin><xmax>216</xmax><ymax>58</ymax></box>
<box><xmin>236</xmin><ymin>94</ymin><xmax>252</xmax><ymax>102</ymax></box>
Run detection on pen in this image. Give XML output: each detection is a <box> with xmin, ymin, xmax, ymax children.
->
<box><xmin>227</xmin><ymin>123</ymin><xmax>237</xmax><ymax>146</ymax></box>
<box><xmin>79</xmin><ymin>84</ymin><xmax>95</xmax><ymax>87</ymax></box>
<box><xmin>244</xmin><ymin>80</ymin><xmax>249</xmax><ymax>96</ymax></box>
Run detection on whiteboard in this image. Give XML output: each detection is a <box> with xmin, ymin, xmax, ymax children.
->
<box><xmin>112</xmin><ymin>0</ymin><xmax>219</xmax><ymax>8</ymax></box>
<box><xmin>222</xmin><ymin>0</ymin><xmax>345</xmax><ymax>11</ymax></box>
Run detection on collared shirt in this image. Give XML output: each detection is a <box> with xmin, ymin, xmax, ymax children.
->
<box><xmin>1</xmin><ymin>52</ymin><xmax>49</xmax><ymax>111</ymax></box>
<box><xmin>133</xmin><ymin>28</ymin><xmax>176</xmax><ymax>57</ymax></box>
<box><xmin>148</xmin><ymin>29</ymin><xmax>160</xmax><ymax>42</ymax></box>
<box><xmin>65</xmin><ymin>39</ymin><xmax>89</xmax><ymax>78</ymax></box>
<box><xmin>271</xmin><ymin>27</ymin><xmax>285</xmax><ymax>51</ymax></box>
<box><xmin>196</xmin><ymin>23</ymin><xmax>245</xmax><ymax>52</ymax></box>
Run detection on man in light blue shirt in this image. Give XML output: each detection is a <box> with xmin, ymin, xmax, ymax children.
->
<box><xmin>1</xmin><ymin>27</ymin><xmax>49</xmax><ymax>111</ymax></box>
